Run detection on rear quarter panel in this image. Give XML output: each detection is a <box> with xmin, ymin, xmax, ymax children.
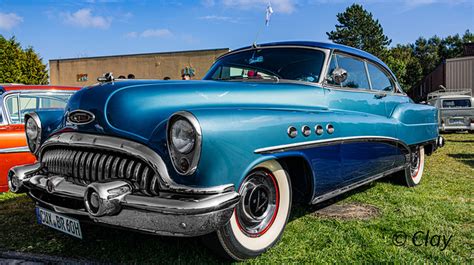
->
<box><xmin>391</xmin><ymin>103</ymin><xmax>439</xmax><ymax>144</ymax></box>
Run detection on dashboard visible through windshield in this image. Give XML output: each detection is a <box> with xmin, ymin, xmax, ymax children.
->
<box><xmin>204</xmin><ymin>47</ymin><xmax>326</xmax><ymax>83</ymax></box>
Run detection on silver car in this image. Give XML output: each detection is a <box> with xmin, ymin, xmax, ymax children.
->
<box><xmin>428</xmin><ymin>95</ymin><xmax>474</xmax><ymax>132</ymax></box>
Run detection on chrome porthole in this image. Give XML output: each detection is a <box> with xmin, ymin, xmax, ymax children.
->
<box><xmin>326</xmin><ymin>124</ymin><xmax>334</xmax><ymax>134</ymax></box>
<box><xmin>287</xmin><ymin>126</ymin><xmax>297</xmax><ymax>138</ymax></box>
<box><xmin>302</xmin><ymin>125</ymin><xmax>311</xmax><ymax>137</ymax></box>
<box><xmin>235</xmin><ymin>169</ymin><xmax>279</xmax><ymax>237</ymax></box>
<box><xmin>315</xmin><ymin>124</ymin><xmax>323</xmax><ymax>135</ymax></box>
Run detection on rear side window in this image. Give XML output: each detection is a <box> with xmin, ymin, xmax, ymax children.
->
<box><xmin>367</xmin><ymin>63</ymin><xmax>394</xmax><ymax>92</ymax></box>
<box><xmin>442</xmin><ymin>99</ymin><xmax>472</xmax><ymax>108</ymax></box>
<box><xmin>326</xmin><ymin>54</ymin><xmax>370</xmax><ymax>89</ymax></box>
<box><xmin>4</xmin><ymin>93</ymin><xmax>71</xmax><ymax>124</ymax></box>
<box><xmin>5</xmin><ymin>95</ymin><xmax>20</xmax><ymax>124</ymax></box>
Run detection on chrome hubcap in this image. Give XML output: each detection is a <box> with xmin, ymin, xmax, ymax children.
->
<box><xmin>410</xmin><ymin>148</ymin><xmax>421</xmax><ymax>177</ymax></box>
<box><xmin>236</xmin><ymin>169</ymin><xmax>278</xmax><ymax>237</ymax></box>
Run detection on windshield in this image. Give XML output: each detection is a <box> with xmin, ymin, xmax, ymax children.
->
<box><xmin>442</xmin><ymin>99</ymin><xmax>472</xmax><ymax>108</ymax></box>
<box><xmin>204</xmin><ymin>48</ymin><xmax>326</xmax><ymax>83</ymax></box>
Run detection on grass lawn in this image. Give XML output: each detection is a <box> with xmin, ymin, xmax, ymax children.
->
<box><xmin>0</xmin><ymin>133</ymin><xmax>472</xmax><ymax>263</ymax></box>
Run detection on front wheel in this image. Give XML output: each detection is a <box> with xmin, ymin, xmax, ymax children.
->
<box><xmin>205</xmin><ymin>160</ymin><xmax>292</xmax><ymax>260</ymax></box>
<box><xmin>403</xmin><ymin>146</ymin><xmax>425</xmax><ymax>187</ymax></box>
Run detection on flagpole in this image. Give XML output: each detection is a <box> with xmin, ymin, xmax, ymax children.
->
<box><xmin>253</xmin><ymin>2</ymin><xmax>273</xmax><ymax>47</ymax></box>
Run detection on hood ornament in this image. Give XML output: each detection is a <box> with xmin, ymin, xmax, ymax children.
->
<box><xmin>67</xmin><ymin>110</ymin><xmax>95</xmax><ymax>125</ymax></box>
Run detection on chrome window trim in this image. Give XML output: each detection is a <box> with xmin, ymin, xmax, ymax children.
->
<box><xmin>38</xmin><ymin>132</ymin><xmax>230</xmax><ymax>194</ymax></box>
<box><xmin>254</xmin><ymin>135</ymin><xmax>410</xmax><ymax>155</ymax></box>
<box><xmin>212</xmin><ymin>45</ymin><xmax>331</xmax><ymax>84</ymax></box>
<box><xmin>323</xmin><ymin>52</ymin><xmax>372</xmax><ymax>91</ymax></box>
<box><xmin>365</xmin><ymin>60</ymin><xmax>398</xmax><ymax>93</ymax></box>
<box><xmin>1</xmin><ymin>90</ymin><xmax>76</xmax><ymax>125</ymax></box>
<box><xmin>323</xmin><ymin>50</ymin><xmax>404</xmax><ymax>97</ymax></box>
<box><xmin>3</xmin><ymin>92</ymin><xmax>20</xmax><ymax>125</ymax></box>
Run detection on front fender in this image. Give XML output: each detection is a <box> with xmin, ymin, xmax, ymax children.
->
<box><xmin>29</xmin><ymin>109</ymin><xmax>65</xmax><ymax>146</ymax></box>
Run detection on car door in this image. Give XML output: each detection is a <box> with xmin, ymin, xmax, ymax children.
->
<box><xmin>0</xmin><ymin>93</ymin><xmax>36</xmax><ymax>192</ymax></box>
<box><xmin>324</xmin><ymin>53</ymin><xmax>399</xmax><ymax>188</ymax></box>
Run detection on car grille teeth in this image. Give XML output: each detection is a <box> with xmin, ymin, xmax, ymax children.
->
<box><xmin>41</xmin><ymin>148</ymin><xmax>159</xmax><ymax>195</ymax></box>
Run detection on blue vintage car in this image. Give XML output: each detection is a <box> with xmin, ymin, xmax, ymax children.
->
<box><xmin>9</xmin><ymin>41</ymin><xmax>444</xmax><ymax>260</ymax></box>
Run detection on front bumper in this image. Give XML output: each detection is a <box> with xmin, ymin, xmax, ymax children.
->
<box><xmin>440</xmin><ymin>123</ymin><xmax>474</xmax><ymax>131</ymax></box>
<box><xmin>8</xmin><ymin>163</ymin><xmax>240</xmax><ymax>237</ymax></box>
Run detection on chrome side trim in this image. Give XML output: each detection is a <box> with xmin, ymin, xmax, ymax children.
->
<box><xmin>39</xmin><ymin>132</ymin><xmax>233</xmax><ymax>194</ymax></box>
<box><xmin>0</xmin><ymin>146</ymin><xmax>30</xmax><ymax>154</ymax></box>
<box><xmin>311</xmin><ymin>165</ymin><xmax>406</xmax><ymax>204</ymax></box>
<box><xmin>254</xmin><ymin>136</ymin><xmax>410</xmax><ymax>154</ymax></box>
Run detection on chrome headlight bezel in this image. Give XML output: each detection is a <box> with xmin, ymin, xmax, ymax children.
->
<box><xmin>25</xmin><ymin>113</ymin><xmax>42</xmax><ymax>154</ymax></box>
<box><xmin>167</xmin><ymin>111</ymin><xmax>202</xmax><ymax>176</ymax></box>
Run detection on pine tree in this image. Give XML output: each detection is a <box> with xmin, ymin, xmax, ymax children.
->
<box><xmin>326</xmin><ymin>4</ymin><xmax>391</xmax><ymax>60</ymax></box>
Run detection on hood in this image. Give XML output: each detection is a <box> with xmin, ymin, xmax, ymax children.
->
<box><xmin>65</xmin><ymin>80</ymin><xmax>326</xmax><ymax>141</ymax></box>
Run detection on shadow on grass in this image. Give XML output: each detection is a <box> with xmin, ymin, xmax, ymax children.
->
<box><xmin>0</xmin><ymin>171</ymin><xmax>408</xmax><ymax>263</ymax></box>
<box><xmin>448</xmin><ymin>153</ymin><xmax>474</xmax><ymax>168</ymax></box>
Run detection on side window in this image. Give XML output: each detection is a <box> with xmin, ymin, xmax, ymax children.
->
<box><xmin>367</xmin><ymin>63</ymin><xmax>394</xmax><ymax>92</ymax></box>
<box><xmin>326</xmin><ymin>54</ymin><xmax>370</xmax><ymax>89</ymax></box>
<box><xmin>5</xmin><ymin>95</ymin><xmax>20</xmax><ymax>124</ymax></box>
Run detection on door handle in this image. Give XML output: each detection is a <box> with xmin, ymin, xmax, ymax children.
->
<box><xmin>374</xmin><ymin>93</ymin><xmax>387</xmax><ymax>99</ymax></box>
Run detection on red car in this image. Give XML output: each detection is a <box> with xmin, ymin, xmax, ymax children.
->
<box><xmin>0</xmin><ymin>84</ymin><xmax>80</xmax><ymax>192</ymax></box>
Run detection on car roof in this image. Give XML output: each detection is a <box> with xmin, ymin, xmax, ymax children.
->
<box><xmin>229</xmin><ymin>41</ymin><xmax>391</xmax><ymax>73</ymax></box>
<box><xmin>0</xmin><ymin>85</ymin><xmax>81</xmax><ymax>94</ymax></box>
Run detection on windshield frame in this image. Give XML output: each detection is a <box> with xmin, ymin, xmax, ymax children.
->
<box><xmin>204</xmin><ymin>46</ymin><xmax>331</xmax><ymax>85</ymax></box>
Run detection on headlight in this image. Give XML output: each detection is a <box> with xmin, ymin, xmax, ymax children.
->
<box><xmin>167</xmin><ymin>112</ymin><xmax>202</xmax><ymax>175</ymax></box>
<box><xmin>25</xmin><ymin>113</ymin><xmax>42</xmax><ymax>154</ymax></box>
<box><xmin>170</xmin><ymin>119</ymin><xmax>195</xmax><ymax>154</ymax></box>
<box><xmin>26</xmin><ymin>118</ymin><xmax>39</xmax><ymax>139</ymax></box>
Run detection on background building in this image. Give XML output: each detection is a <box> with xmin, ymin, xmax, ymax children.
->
<box><xmin>409</xmin><ymin>43</ymin><xmax>474</xmax><ymax>102</ymax></box>
<box><xmin>49</xmin><ymin>48</ymin><xmax>229</xmax><ymax>86</ymax></box>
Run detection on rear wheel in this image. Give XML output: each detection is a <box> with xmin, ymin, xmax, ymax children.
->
<box><xmin>206</xmin><ymin>160</ymin><xmax>292</xmax><ymax>260</ymax></box>
<box><xmin>402</xmin><ymin>146</ymin><xmax>425</xmax><ymax>187</ymax></box>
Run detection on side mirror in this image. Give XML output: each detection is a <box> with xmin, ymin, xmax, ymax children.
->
<box><xmin>332</xmin><ymin>67</ymin><xmax>348</xmax><ymax>85</ymax></box>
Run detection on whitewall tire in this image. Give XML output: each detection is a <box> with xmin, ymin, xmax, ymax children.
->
<box><xmin>206</xmin><ymin>160</ymin><xmax>292</xmax><ymax>260</ymax></box>
<box><xmin>404</xmin><ymin>146</ymin><xmax>425</xmax><ymax>187</ymax></box>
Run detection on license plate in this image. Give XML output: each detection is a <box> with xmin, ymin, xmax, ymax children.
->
<box><xmin>36</xmin><ymin>207</ymin><xmax>82</xmax><ymax>239</ymax></box>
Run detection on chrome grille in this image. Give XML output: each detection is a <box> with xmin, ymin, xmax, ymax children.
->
<box><xmin>41</xmin><ymin>148</ymin><xmax>160</xmax><ymax>195</ymax></box>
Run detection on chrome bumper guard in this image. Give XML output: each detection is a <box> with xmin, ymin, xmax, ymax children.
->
<box><xmin>8</xmin><ymin>163</ymin><xmax>240</xmax><ymax>237</ymax></box>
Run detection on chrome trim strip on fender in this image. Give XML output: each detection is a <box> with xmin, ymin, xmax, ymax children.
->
<box><xmin>311</xmin><ymin>165</ymin><xmax>406</xmax><ymax>204</ymax></box>
<box><xmin>39</xmin><ymin>132</ymin><xmax>233</xmax><ymax>194</ymax></box>
<box><xmin>0</xmin><ymin>146</ymin><xmax>30</xmax><ymax>154</ymax></box>
<box><xmin>254</xmin><ymin>136</ymin><xmax>410</xmax><ymax>154</ymax></box>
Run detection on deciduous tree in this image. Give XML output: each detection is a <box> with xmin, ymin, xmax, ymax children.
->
<box><xmin>0</xmin><ymin>35</ymin><xmax>48</xmax><ymax>84</ymax></box>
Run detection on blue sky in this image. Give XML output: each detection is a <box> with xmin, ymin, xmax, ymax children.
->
<box><xmin>0</xmin><ymin>0</ymin><xmax>472</xmax><ymax>66</ymax></box>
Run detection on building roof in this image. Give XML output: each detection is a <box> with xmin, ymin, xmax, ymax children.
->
<box><xmin>50</xmin><ymin>48</ymin><xmax>230</xmax><ymax>62</ymax></box>
<box><xmin>0</xmin><ymin>85</ymin><xmax>81</xmax><ymax>93</ymax></box>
